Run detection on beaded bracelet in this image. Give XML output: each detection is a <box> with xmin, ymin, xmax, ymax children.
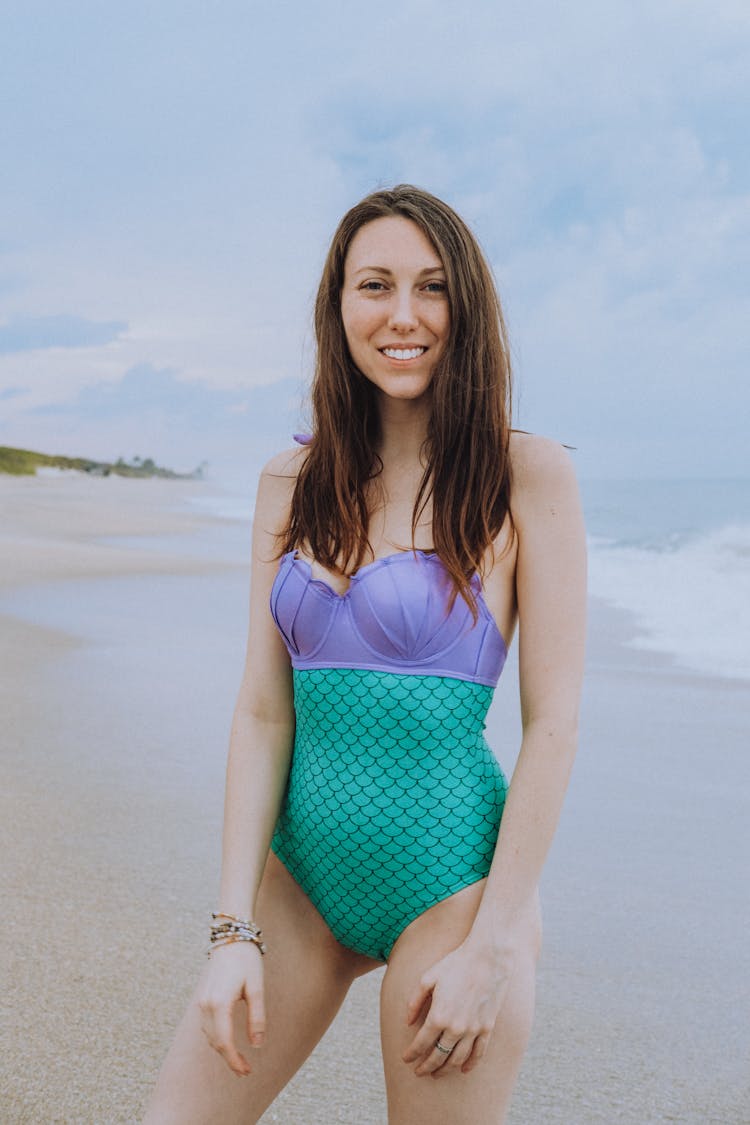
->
<box><xmin>208</xmin><ymin>911</ymin><xmax>267</xmax><ymax>958</ymax></box>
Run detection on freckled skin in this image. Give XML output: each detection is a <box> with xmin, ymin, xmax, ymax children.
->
<box><xmin>340</xmin><ymin>216</ymin><xmax>450</xmax><ymax>404</ymax></box>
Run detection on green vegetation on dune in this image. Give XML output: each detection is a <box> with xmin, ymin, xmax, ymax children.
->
<box><xmin>0</xmin><ymin>446</ymin><xmax>204</xmax><ymax>479</ymax></box>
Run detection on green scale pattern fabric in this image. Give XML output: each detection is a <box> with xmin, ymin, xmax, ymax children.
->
<box><xmin>271</xmin><ymin>667</ymin><xmax>508</xmax><ymax>961</ymax></box>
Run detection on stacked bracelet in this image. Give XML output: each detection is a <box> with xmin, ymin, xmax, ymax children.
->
<box><xmin>208</xmin><ymin>911</ymin><xmax>267</xmax><ymax>958</ymax></box>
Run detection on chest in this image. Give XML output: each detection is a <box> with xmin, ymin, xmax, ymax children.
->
<box><xmin>270</xmin><ymin>549</ymin><xmax>508</xmax><ymax>686</ymax></box>
<box><xmin>364</xmin><ymin>474</ymin><xmax>434</xmax><ymax>561</ymax></box>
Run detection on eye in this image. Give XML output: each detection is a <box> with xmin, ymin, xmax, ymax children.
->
<box><xmin>423</xmin><ymin>280</ymin><xmax>447</xmax><ymax>294</ymax></box>
<box><xmin>359</xmin><ymin>280</ymin><xmax>388</xmax><ymax>292</ymax></box>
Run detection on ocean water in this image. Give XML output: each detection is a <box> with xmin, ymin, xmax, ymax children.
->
<box><xmin>582</xmin><ymin>478</ymin><xmax>750</xmax><ymax>682</ymax></box>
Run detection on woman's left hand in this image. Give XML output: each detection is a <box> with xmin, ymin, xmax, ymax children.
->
<box><xmin>402</xmin><ymin>939</ymin><xmax>513</xmax><ymax>1078</ymax></box>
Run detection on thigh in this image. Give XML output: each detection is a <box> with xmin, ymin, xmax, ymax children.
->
<box><xmin>379</xmin><ymin>882</ymin><xmax>541</xmax><ymax>1125</ymax></box>
<box><xmin>143</xmin><ymin>852</ymin><xmax>380</xmax><ymax>1124</ymax></box>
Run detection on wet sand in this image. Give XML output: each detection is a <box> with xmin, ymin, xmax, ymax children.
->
<box><xmin>1</xmin><ymin>473</ymin><xmax>748</xmax><ymax>1123</ymax></box>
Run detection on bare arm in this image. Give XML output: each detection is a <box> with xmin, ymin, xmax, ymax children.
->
<box><xmin>217</xmin><ymin>451</ymin><xmax>300</xmax><ymax>917</ymax></box>
<box><xmin>198</xmin><ymin>448</ymin><xmax>301</xmax><ymax>1075</ymax></box>
<box><xmin>471</xmin><ymin>434</ymin><xmax>587</xmax><ymax>946</ymax></box>
<box><xmin>402</xmin><ymin>434</ymin><xmax>587</xmax><ymax>1077</ymax></box>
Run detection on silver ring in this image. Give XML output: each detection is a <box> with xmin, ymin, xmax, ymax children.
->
<box><xmin>435</xmin><ymin>1040</ymin><xmax>454</xmax><ymax>1055</ymax></box>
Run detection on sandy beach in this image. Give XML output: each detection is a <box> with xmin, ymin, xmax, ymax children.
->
<box><xmin>1</xmin><ymin>472</ymin><xmax>748</xmax><ymax>1124</ymax></box>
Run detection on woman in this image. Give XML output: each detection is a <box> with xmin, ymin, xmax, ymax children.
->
<box><xmin>144</xmin><ymin>184</ymin><xmax>587</xmax><ymax>1124</ymax></box>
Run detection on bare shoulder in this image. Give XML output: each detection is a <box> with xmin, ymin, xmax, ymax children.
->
<box><xmin>508</xmin><ymin>430</ymin><xmax>577</xmax><ymax>487</ymax></box>
<box><xmin>508</xmin><ymin>431</ymin><xmax>581</xmax><ymax>525</ymax></box>
<box><xmin>260</xmin><ymin>444</ymin><xmax>308</xmax><ymax>482</ymax></box>
<box><xmin>254</xmin><ymin>445</ymin><xmax>307</xmax><ymax>537</ymax></box>
<box><xmin>257</xmin><ymin>445</ymin><xmax>307</xmax><ymax>500</ymax></box>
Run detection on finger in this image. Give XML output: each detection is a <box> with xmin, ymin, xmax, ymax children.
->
<box><xmin>210</xmin><ymin>1003</ymin><xmax>252</xmax><ymax>1076</ymax></box>
<box><xmin>407</xmin><ymin>1012</ymin><xmax>463</xmax><ymax>1063</ymax></box>
<box><xmin>245</xmin><ymin>986</ymin><xmax>267</xmax><ymax>1048</ymax></box>
<box><xmin>434</xmin><ymin>1036</ymin><xmax>473</xmax><ymax>1077</ymax></box>
<box><xmin>461</xmin><ymin>1032</ymin><xmax>490</xmax><ymax>1073</ymax></box>
<box><xmin>415</xmin><ymin>1038</ymin><xmax>460</xmax><ymax>1077</ymax></box>
<box><xmin>405</xmin><ymin>979</ymin><xmax>433</xmax><ymax>1026</ymax></box>
<box><xmin>402</xmin><ymin>1020</ymin><xmax>443</xmax><ymax>1063</ymax></box>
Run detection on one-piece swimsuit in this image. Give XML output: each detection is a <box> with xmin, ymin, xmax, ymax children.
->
<box><xmin>269</xmin><ymin>540</ymin><xmax>509</xmax><ymax>963</ymax></box>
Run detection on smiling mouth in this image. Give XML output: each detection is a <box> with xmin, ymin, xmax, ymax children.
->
<box><xmin>380</xmin><ymin>346</ymin><xmax>427</xmax><ymax>361</ymax></box>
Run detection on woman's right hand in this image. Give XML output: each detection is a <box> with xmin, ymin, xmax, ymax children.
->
<box><xmin>197</xmin><ymin>941</ymin><xmax>266</xmax><ymax>1076</ymax></box>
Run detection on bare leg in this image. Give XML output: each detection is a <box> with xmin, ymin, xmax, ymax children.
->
<box><xmin>380</xmin><ymin>882</ymin><xmax>541</xmax><ymax>1125</ymax></box>
<box><xmin>143</xmin><ymin>852</ymin><xmax>381</xmax><ymax>1124</ymax></box>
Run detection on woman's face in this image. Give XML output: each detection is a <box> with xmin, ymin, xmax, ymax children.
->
<box><xmin>340</xmin><ymin>216</ymin><xmax>450</xmax><ymax>402</ymax></box>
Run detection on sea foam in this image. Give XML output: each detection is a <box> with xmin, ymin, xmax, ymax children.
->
<box><xmin>588</xmin><ymin>522</ymin><xmax>750</xmax><ymax>681</ymax></box>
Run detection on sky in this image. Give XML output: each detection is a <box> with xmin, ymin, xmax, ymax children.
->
<box><xmin>0</xmin><ymin>0</ymin><xmax>748</xmax><ymax>483</ymax></box>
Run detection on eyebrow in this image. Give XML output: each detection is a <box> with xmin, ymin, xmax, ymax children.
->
<box><xmin>352</xmin><ymin>265</ymin><xmax>445</xmax><ymax>276</ymax></box>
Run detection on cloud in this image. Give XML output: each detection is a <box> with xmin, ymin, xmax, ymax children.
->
<box><xmin>0</xmin><ymin>0</ymin><xmax>747</xmax><ymax>477</ymax></box>
<box><xmin>0</xmin><ymin>315</ymin><xmax>127</xmax><ymax>354</ymax></box>
<box><xmin>31</xmin><ymin>362</ymin><xmax>246</xmax><ymax>420</ymax></box>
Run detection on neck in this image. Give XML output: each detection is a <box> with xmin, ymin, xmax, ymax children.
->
<box><xmin>375</xmin><ymin>393</ymin><xmax>431</xmax><ymax>467</ymax></box>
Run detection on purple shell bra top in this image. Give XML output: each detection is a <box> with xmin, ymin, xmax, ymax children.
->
<box><xmin>270</xmin><ymin>549</ymin><xmax>507</xmax><ymax>687</ymax></box>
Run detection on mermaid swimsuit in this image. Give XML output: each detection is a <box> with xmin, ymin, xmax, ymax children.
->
<box><xmin>270</xmin><ymin>548</ymin><xmax>509</xmax><ymax>962</ymax></box>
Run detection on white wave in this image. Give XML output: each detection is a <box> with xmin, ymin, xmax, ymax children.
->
<box><xmin>185</xmin><ymin>491</ymin><xmax>254</xmax><ymax>522</ymax></box>
<box><xmin>588</xmin><ymin>522</ymin><xmax>750</xmax><ymax>681</ymax></box>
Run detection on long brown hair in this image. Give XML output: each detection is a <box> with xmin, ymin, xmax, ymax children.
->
<box><xmin>282</xmin><ymin>184</ymin><xmax>513</xmax><ymax>614</ymax></box>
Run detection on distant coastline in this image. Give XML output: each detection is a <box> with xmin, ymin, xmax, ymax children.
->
<box><xmin>0</xmin><ymin>445</ymin><xmax>204</xmax><ymax>480</ymax></box>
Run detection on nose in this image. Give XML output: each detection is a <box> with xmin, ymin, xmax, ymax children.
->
<box><xmin>387</xmin><ymin>287</ymin><xmax>419</xmax><ymax>333</ymax></box>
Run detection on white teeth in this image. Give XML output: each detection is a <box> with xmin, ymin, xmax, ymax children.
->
<box><xmin>382</xmin><ymin>347</ymin><xmax>426</xmax><ymax>360</ymax></box>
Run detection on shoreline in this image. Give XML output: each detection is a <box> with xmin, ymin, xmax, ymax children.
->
<box><xmin>0</xmin><ymin>472</ymin><xmax>249</xmax><ymax>592</ymax></box>
<box><xmin>1</xmin><ymin>474</ymin><xmax>748</xmax><ymax>1123</ymax></box>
